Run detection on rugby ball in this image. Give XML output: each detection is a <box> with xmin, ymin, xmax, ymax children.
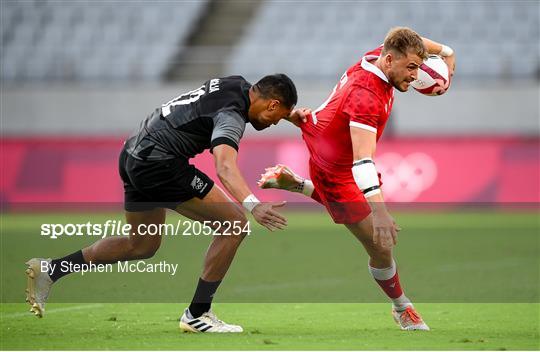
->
<box><xmin>411</xmin><ymin>55</ymin><xmax>450</xmax><ymax>96</ymax></box>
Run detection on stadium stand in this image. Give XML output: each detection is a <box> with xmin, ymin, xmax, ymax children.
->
<box><xmin>1</xmin><ymin>1</ymin><xmax>538</xmax><ymax>208</ymax></box>
<box><xmin>226</xmin><ymin>1</ymin><xmax>539</xmax><ymax>80</ymax></box>
<box><xmin>2</xmin><ymin>1</ymin><xmax>538</xmax><ymax>82</ymax></box>
<box><xmin>165</xmin><ymin>0</ymin><xmax>261</xmax><ymax>81</ymax></box>
<box><xmin>1</xmin><ymin>1</ymin><xmax>208</xmax><ymax>81</ymax></box>
<box><xmin>1</xmin><ymin>2</ymin><xmax>538</xmax><ymax>136</ymax></box>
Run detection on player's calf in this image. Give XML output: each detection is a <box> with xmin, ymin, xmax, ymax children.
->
<box><xmin>122</xmin><ymin>237</ymin><xmax>161</xmax><ymax>260</ymax></box>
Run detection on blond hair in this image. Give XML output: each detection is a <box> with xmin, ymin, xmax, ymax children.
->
<box><xmin>382</xmin><ymin>27</ymin><xmax>427</xmax><ymax>60</ymax></box>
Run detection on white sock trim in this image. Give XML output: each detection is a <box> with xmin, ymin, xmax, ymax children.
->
<box><xmin>368</xmin><ymin>259</ymin><xmax>396</xmax><ymax>281</ymax></box>
<box><xmin>392</xmin><ymin>294</ymin><xmax>412</xmax><ymax>311</ymax></box>
<box><xmin>302</xmin><ymin>179</ymin><xmax>314</xmax><ymax>197</ymax></box>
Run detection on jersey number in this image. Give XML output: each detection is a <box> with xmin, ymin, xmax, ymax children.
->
<box><xmin>161</xmin><ymin>85</ymin><xmax>205</xmax><ymax>117</ymax></box>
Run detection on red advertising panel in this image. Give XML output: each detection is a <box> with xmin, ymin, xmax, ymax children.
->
<box><xmin>1</xmin><ymin>137</ymin><xmax>538</xmax><ymax>206</ymax></box>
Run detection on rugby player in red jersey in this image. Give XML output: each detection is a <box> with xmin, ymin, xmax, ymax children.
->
<box><xmin>261</xmin><ymin>27</ymin><xmax>456</xmax><ymax>330</ymax></box>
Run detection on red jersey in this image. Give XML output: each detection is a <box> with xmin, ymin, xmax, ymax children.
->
<box><xmin>301</xmin><ymin>46</ymin><xmax>394</xmax><ymax>175</ymax></box>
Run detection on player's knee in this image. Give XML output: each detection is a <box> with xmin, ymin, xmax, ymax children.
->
<box><xmin>232</xmin><ymin>217</ymin><xmax>250</xmax><ymax>241</ymax></box>
<box><xmin>239</xmin><ymin>217</ymin><xmax>252</xmax><ymax>239</ymax></box>
<box><xmin>229</xmin><ymin>209</ymin><xmax>250</xmax><ymax>237</ymax></box>
<box><xmin>218</xmin><ymin>215</ymin><xmax>249</xmax><ymax>245</ymax></box>
<box><xmin>370</xmin><ymin>246</ymin><xmax>392</xmax><ymax>263</ymax></box>
<box><xmin>234</xmin><ymin>205</ymin><xmax>247</xmax><ymax>221</ymax></box>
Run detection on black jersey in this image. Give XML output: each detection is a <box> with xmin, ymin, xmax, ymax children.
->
<box><xmin>124</xmin><ymin>76</ymin><xmax>251</xmax><ymax>161</ymax></box>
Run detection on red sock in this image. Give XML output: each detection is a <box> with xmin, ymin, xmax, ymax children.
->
<box><xmin>375</xmin><ymin>271</ymin><xmax>403</xmax><ymax>299</ymax></box>
<box><xmin>369</xmin><ymin>260</ymin><xmax>411</xmax><ymax>309</ymax></box>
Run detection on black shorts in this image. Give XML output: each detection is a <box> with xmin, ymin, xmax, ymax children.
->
<box><xmin>118</xmin><ymin>148</ymin><xmax>214</xmax><ymax>212</ymax></box>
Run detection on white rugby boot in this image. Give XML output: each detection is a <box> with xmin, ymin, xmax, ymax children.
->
<box><xmin>25</xmin><ymin>258</ymin><xmax>53</xmax><ymax>318</ymax></box>
<box><xmin>179</xmin><ymin>308</ymin><xmax>243</xmax><ymax>333</ymax></box>
<box><xmin>392</xmin><ymin>305</ymin><xmax>430</xmax><ymax>331</ymax></box>
<box><xmin>258</xmin><ymin>164</ymin><xmax>303</xmax><ymax>191</ymax></box>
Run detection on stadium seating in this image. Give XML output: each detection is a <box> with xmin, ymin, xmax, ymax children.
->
<box><xmin>226</xmin><ymin>1</ymin><xmax>539</xmax><ymax>80</ymax></box>
<box><xmin>1</xmin><ymin>1</ymin><xmax>538</xmax><ymax>82</ymax></box>
<box><xmin>1</xmin><ymin>1</ymin><xmax>208</xmax><ymax>81</ymax></box>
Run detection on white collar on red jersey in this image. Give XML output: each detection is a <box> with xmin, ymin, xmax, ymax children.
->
<box><xmin>361</xmin><ymin>55</ymin><xmax>389</xmax><ymax>83</ymax></box>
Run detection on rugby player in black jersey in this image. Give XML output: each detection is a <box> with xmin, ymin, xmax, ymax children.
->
<box><xmin>25</xmin><ymin>74</ymin><xmax>308</xmax><ymax>333</ymax></box>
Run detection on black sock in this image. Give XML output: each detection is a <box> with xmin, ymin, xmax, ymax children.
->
<box><xmin>188</xmin><ymin>278</ymin><xmax>222</xmax><ymax>318</ymax></box>
<box><xmin>48</xmin><ymin>250</ymin><xmax>87</xmax><ymax>282</ymax></box>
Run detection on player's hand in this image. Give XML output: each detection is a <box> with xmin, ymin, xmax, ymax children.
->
<box><xmin>371</xmin><ymin>210</ymin><xmax>399</xmax><ymax>249</ymax></box>
<box><xmin>443</xmin><ymin>54</ymin><xmax>455</xmax><ymax>80</ymax></box>
<box><xmin>286</xmin><ymin>108</ymin><xmax>311</xmax><ymax>127</ymax></box>
<box><xmin>251</xmin><ymin>201</ymin><xmax>288</xmax><ymax>232</ymax></box>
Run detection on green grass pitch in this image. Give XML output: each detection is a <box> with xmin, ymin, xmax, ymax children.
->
<box><xmin>1</xmin><ymin>210</ymin><xmax>539</xmax><ymax>350</ymax></box>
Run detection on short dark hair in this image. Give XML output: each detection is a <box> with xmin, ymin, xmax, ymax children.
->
<box><xmin>254</xmin><ymin>73</ymin><xmax>297</xmax><ymax>109</ymax></box>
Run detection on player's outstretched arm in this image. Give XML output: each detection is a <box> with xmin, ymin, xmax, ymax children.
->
<box><xmin>350</xmin><ymin>127</ymin><xmax>399</xmax><ymax>249</ymax></box>
<box><xmin>212</xmin><ymin>144</ymin><xmax>287</xmax><ymax>232</ymax></box>
<box><xmin>421</xmin><ymin>37</ymin><xmax>456</xmax><ymax>78</ymax></box>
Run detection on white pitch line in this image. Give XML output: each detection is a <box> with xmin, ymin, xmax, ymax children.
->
<box><xmin>1</xmin><ymin>303</ymin><xmax>104</xmax><ymax>318</ymax></box>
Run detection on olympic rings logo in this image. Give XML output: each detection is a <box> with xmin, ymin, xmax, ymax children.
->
<box><xmin>377</xmin><ymin>152</ymin><xmax>438</xmax><ymax>202</ymax></box>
